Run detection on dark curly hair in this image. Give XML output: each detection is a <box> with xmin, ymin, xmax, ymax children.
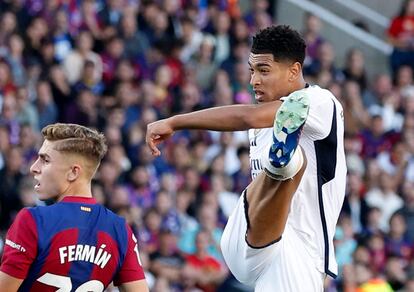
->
<box><xmin>251</xmin><ymin>25</ymin><xmax>306</xmax><ymax>66</ymax></box>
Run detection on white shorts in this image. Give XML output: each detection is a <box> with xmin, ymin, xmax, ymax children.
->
<box><xmin>220</xmin><ymin>191</ymin><xmax>324</xmax><ymax>292</ymax></box>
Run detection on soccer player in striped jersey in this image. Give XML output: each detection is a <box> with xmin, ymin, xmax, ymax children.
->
<box><xmin>0</xmin><ymin>123</ymin><xmax>148</xmax><ymax>292</ymax></box>
<box><xmin>146</xmin><ymin>25</ymin><xmax>346</xmax><ymax>291</ymax></box>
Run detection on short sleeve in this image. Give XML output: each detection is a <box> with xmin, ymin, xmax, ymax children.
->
<box><xmin>113</xmin><ymin>225</ymin><xmax>146</xmax><ymax>286</ymax></box>
<box><xmin>0</xmin><ymin>208</ymin><xmax>38</xmax><ymax>279</ymax></box>
<box><xmin>303</xmin><ymin>93</ymin><xmax>334</xmax><ymax>141</ymax></box>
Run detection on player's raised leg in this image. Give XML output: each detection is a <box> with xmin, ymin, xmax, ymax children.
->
<box><xmin>221</xmin><ymin>91</ymin><xmax>310</xmax><ymax>285</ymax></box>
<box><xmin>246</xmin><ymin>90</ymin><xmax>309</xmax><ymax>247</ymax></box>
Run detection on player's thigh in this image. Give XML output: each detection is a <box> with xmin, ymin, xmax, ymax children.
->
<box><xmin>221</xmin><ymin>191</ymin><xmax>282</xmax><ymax>286</ymax></box>
<box><xmin>256</xmin><ymin>225</ymin><xmax>324</xmax><ymax>292</ymax></box>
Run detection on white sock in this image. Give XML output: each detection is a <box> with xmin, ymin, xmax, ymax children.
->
<box><xmin>262</xmin><ymin>146</ymin><xmax>304</xmax><ymax>181</ymax></box>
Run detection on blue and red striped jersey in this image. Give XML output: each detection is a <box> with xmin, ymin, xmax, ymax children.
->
<box><xmin>0</xmin><ymin>196</ymin><xmax>145</xmax><ymax>291</ymax></box>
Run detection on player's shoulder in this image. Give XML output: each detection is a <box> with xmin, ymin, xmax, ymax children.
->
<box><xmin>98</xmin><ymin>207</ymin><xmax>130</xmax><ymax>243</ymax></box>
<box><xmin>92</xmin><ymin>204</ymin><xmax>129</xmax><ymax>233</ymax></box>
<box><xmin>101</xmin><ymin>205</ymin><xmax>128</xmax><ymax>225</ymax></box>
<box><xmin>28</xmin><ymin>202</ymin><xmax>129</xmax><ymax>242</ymax></box>
<box><xmin>26</xmin><ymin>201</ymin><xmax>67</xmax><ymax>216</ymax></box>
<box><xmin>14</xmin><ymin>207</ymin><xmax>35</xmax><ymax>221</ymax></box>
<box><xmin>24</xmin><ymin>204</ymin><xmax>47</xmax><ymax>217</ymax></box>
<box><xmin>307</xmin><ymin>85</ymin><xmax>342</xmax><ymax>110</ymax></box>
<box><xmin>23</xmin><ymin>203</ymin><xmax>68</xmax><ymax>226</ymax></box>
<box><xmin>307</xmin><ymin>85</ymin><xmax>337</xmax><ymax>102</ymax></box>
<box><xmin>28</xmin><ymin>202</ymin><xmax>125</xmax><ymax>225</ymax></box>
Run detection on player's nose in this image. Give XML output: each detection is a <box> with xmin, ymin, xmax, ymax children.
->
<box><xmin>250</xmin><ymin>72</ymin><xmax>260</xmax><ymax>86</ymax></box>
<box><xmin>29</xmin><ymin>159</ymin><xmax>40</xmax><ymax>174</ymax></box>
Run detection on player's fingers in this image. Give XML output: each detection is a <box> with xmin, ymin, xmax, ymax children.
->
<box><xmin>146</xmin><ymin>134</ymin><xmax>161</xmax><ymax>156</ymax></box>
<box><xmin>150</xmin><ymin>144</ymin><xmax>161</xmax><ymax>156</ymax></box>
<box><xmin>152</xmin><ymin>147</ymin><xmax>161</xmax><ymax>156</ymax></box>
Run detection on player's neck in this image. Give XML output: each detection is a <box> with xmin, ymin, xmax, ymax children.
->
<box><xmin>293</xmin><ymin>78</ymin><xmax>307</xmax><ymax>91</ymax></box>
<box><xmin>58</xmin><ymin>193</ymin><xmax>93</xmax><ymax>200</ymax></box>
<box><xmin>57</xmin><ymin>181</ymin><xmax>93</xmax><ymax>201</ymax></box>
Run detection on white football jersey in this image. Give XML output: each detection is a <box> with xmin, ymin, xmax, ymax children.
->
<box><xmin>248</xmin><ymin>85</ymin><xmax>347</xmax><ymax>277</ymax></box>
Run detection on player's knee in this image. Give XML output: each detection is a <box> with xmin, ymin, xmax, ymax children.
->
<box><xmin>224</xmin><ymin>256</ymin><xmax>255</xmax><ymax>285</ymax></box>
<box><xmin>221</xmin><ymin>239</ymin><xmax>257</xmax><ymax>286</ymax></box>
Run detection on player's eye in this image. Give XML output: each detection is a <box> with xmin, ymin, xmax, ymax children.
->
<box><xmin>40</xmin><ymin>156</ymin><xmax>49</xmax><ymax>163</ymax></box>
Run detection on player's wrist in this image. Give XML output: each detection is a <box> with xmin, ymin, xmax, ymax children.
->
<box><xmin>168</xmin><ymin>116</ymin><xmax>179</xmax><ymax>131</ymax></box>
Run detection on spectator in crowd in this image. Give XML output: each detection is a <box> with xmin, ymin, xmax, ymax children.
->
<box><xmin>15</xmin><ymin>86</ymin><xmax>38</xmax><ymax>131</ymax></box>
<box><xmin>359</xmin><ymin>206</ymin><xmax>383</xmax><ymax>243</ymax></box>
<box><xmin>385</xmin><ymin>212</ymin><xmax>411</xmax><ymax>261</ymax></box>
<box><xmin>188</xmin><ymin>34</ymin><xmax>218</xmax><ymax>91</ymax></box>
<box><xmin>24</xmin><ymin>16</ymin><xmax>49</xmax><ymax>63</ymax></box>
<box><xmin>365</xmin><ymin>170</ymin><xmax>403</xmax><ymax>232</ymax></box>
<box><xmin>304</xmin><ymin>40</ymin><xmax>344</xmax><ymax>84</ymax></box>
<box><xmin>212</xmin><ymin>11</ymin><xmax>231</xmax><ymax>64</ymax></box>
<box><xmin>341</xmin><ymin>80</ymin><xmax>370</xmax><ymax>135</ymax></box>
<box><xmin>5</xmin><ymin>33</ymin><xmax>26</xmax><ymax>87</ymax></box>
<box><xmin>342</xmin><ymin>48</ymin><xmax>368</xmax><ymax>93</ymax></box>
<box><xmin>363</xmin><ymin>73</ymin><xmax>394</xmax><ymax>108</ymax></box>
<box><xmin>334</xmin><ymin>216</ymin><xmax>358</xmax><ymax>276</ymax></box>
<box><xmin>394</xmin><ymin>65</ymin><xmax>414</xmax><ymax>97</ymax></box>
<box><xmin>384</xmin><ymin>255</ymin><xmax>407</xmax><ymax>290</ymax></box>
<box><xmin>301</xmin><ymin>13</ymin><xmax>325</xmax><ymax>67</ymax></box>
<box><xmin>182</xmin><ymin>229</ymin><xmax>228</xmax><ymax>291</ymax></box>
<box><xmin>62</xmin><ymin>30</ymin><xmax>102</xmax><ymax>85</ymax></box>
<box><xmin>0</xmin><ymin>11</ymin><xmax>18</xmax><ymax>48</ymax></box>
<box><xmin>120</xmin><ymin>9</ymin><xmax>150</xmax><ymax>60</ymax></box>
<box><xmin>149</xmin><ymin>226</ymin><xmax>185</xmax><ymax>290</ymax></box>
<box><xmin>179</xmin><ymin>16</ymin><xmax>204</xmax><ymax>63</ymax></box>
<box><xmin>387</xmin><ymin>0</ymin><xmax>414</xmax><ymax>74</ymax></box>
<box><xmin>358</xmin><ymin>114</ymin><xmax>395</xmax><ymax>159</ymax></box>
<box><xmin>377</xmin><ymin>140</ymin><xmax>410</xmax><ymax>187</ymax></box>
<box><xmin>396</xmin><ymin>181</ymin><xmax>414</xmax><ymax>242</ymax></box>
<box><xmin>178</xmin><ymin>203</ymin><xmax>223</xmax><ymax>263</ymax></box>
<box><xmin>232</xmin><ymin>146</ymin><xmax>251</xmax><ymax>194</ymax></box>
<box><xmin>0</xmin><ymin>147</ymin><xmax>24</xmax><ymax>230</ymax></box>
<box><xmin>0</xmin><ymin>60</ymin><xmax>16</xmax><ymax>97</ymax></box>
<box><xmin>35</xmin><ymin>80</ymin><xmax>58</xmax><ymax>129</ymax></box>
<box><xmin>51</xmin><ymin>9</ymin><xmax>73</xmax><ymax>63</ymax></box>
<box><xmin>341</xmin><ymin>172</ymin><xmax>370</xmax><ymax>234</ymax></box>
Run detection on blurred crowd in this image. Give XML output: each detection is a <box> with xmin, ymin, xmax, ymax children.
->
<box><xmin>0</xmin><ymin>0</ymin><xmax>413</xmax><ymax>291</ymax></box>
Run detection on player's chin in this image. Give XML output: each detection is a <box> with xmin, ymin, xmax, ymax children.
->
<box><xmin>254</xmin><ymin>95</ymin><xmax>265</xmax><ymax>103</ymax></box>
<box><xmin>37</xmin><ymin>192</ymin><xmax>48</xmax><ymax>201</ymax></box>
<box><xmin>255</xmin><ymin>93</ymin><xmax>273</xmax><ymax>103</ymax></box>
<box><xmin>35</xmin><ymin>189</ymin><xmax>49</xmax><ymax>201</ymax></box>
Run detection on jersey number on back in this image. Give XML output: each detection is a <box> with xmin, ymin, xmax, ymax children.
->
<box><xmin>37</xmin><ymin>273</ymin><xmax>104</xmax><ymax>292</ymax></box>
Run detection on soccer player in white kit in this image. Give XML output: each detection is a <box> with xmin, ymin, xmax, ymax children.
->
<box><xmin>146</xmin><ymin>25</ymin><xmax>346</xmax><ymax>291</ymax></box>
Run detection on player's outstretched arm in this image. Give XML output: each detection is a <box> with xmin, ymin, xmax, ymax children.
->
<box><xmin>0</xmin><ymin>271</ymin><xmax>23</xmax><ymax>292</ymax></box>
<box><xmin>119</xmin><ymin>279</ymin><xmax>149</xmax><ymax>292</ymax></box>
<box><xmin>146</xmin><ymin>100</ymin><xmax>281</xmax><ymax>156</ymax></box>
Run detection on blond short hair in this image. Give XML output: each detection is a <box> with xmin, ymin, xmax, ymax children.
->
<box><xmin>41</xmin><ymin>123</ymin><xmax>107</xmax><ymax>167</ymax></box>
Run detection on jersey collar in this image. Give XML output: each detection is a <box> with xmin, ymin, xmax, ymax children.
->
<box><xmin>61</xmin><ymin>196</ymin><xmax>97</xmax><ymax>204</ymax></box>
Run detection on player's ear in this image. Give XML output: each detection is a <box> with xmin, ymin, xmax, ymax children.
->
<box><xmin>288</xmin><ymin>62</ymin><xmax>301</xmax><ymax>82</ymax></box>
<box><xmin>67</xmin><ymin>164</ymin><xmax>81</xmax><ymax>182</ymax></box>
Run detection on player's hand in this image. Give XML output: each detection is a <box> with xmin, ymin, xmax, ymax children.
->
<box><xmin>146</xmin><ymin>118</ymin><xmax>174</xmax><ymax>156</ymax></box>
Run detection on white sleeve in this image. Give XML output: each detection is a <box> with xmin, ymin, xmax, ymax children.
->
<box><xmin>303</xmin><ymin>94</ymin><xmax>335</xmax><ymax>141</ymax></box>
